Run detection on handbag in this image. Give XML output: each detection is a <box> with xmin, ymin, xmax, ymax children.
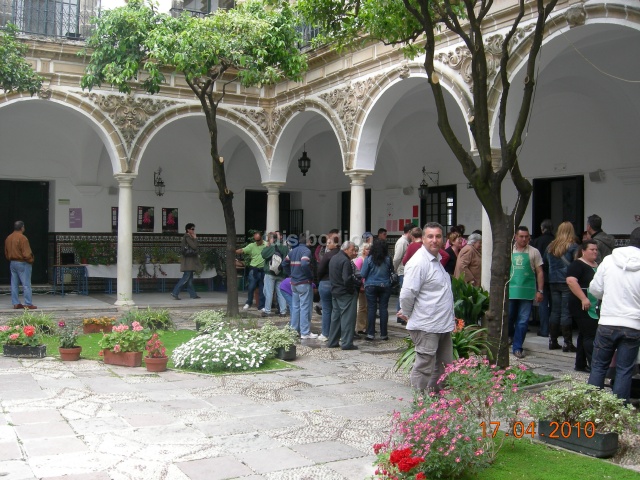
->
<box><xmin>182</xmin><ymin>245</ymin><xmax>198</xmax><ymax>257</ymax></box>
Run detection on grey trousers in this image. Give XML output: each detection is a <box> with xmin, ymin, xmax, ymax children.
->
<box><xmin>408</xmin><ymin>330</ymin><xmax>454</xmax><ymax>392</ymax></box>
<box><xmin>328</xmin><ymin>292</ymin><xmax>358</xmax><ymax>348</ymax></box>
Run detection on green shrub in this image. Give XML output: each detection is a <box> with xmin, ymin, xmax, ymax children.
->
<box><xmin>451</xmin><ymin>274</ymin><xmax>490</xmax><ymax>325</ymax></box>
<box><xmin>122</xmin><ymin>307</ymin><xmax>174</xmax><ymax>331</ymax></box>
<box><xmin>248</xmin><ymin>321</ymin><xmax>298</xmax><ymax>354</ymax></box>
<box><xmin>8</xmin><ymin>311</ymin><xmax>56</xmax><ymax>334</ymax></box>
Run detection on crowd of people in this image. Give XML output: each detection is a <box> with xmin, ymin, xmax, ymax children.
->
<box><xmin>174</xmin><ymin>214</ymin><xmax>638</xmax><ymax>403</ymax></box>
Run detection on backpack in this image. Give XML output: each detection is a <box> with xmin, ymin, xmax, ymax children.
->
<box><xmin>269</xmin><ymin>248</ymin><xmax>283</xmax><ymax>274</ymax></box>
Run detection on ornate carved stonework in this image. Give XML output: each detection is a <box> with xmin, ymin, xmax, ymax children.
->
<box><xmin>38</xmin><ymin>88</ymin><xmax>52</xmax><ymax>100</ymax></box>
<box><xmin>436</xmin><ymin>24</ymin><xmax>536</xmax><ymax>86</ymax></box>
<box><xmin>79</xmin><ymin>93</ymin><xmax>178</xmax><ymax>148</ymax></box>
<box><xmin>565</xmin><ymin>4</ymin><xmax>587</xmax><ymax>28</ymax></box>
<box><xmin>397</xmin><ymin>63</ymin><xmax>411</xmax><ymax>79</ymax></box>
<box><xmin>236</xmin><ymin>107</ymin><xmax>282</xmax><ymax>139</ymax></box>
<box><xmin>320</xmin><ymin>75</ymin><xmax>382</xmax><ymax>136</ymax></box>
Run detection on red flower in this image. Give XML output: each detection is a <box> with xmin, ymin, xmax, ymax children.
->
<box><xmin>389</xmin><ymin>448</ymin><xmax>412</xmax><ymax>465</ymax></box>
<box><xmin>23</xmin><ymin>326</ymin><xmax>36</xmax><ymax>337</ymax></box>
<box><xmin>58</xmin><ymin>321</ymin><xmax>66</xmax><ymax>328</ymax></box>
<box><xmin>397</xmin><ymin>456</ymin><xmax>423</xmax><ymax>472</ymax></box>
<box><xmin>98</xmin><ymin>350</ymin><xmax>104</xmax><ymax>357</ymax></box>
<box><xmin>373</xmin><ymin>443</ymin><xmax>385</xmax><ymax>454</ymax></box>
<box><xmin>415</xmin><ymin>473</ymin><xmax>426</xmax><ymax>480</ymax></box>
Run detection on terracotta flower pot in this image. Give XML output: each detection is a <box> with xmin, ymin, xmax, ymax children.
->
<box><xmin>83</xmin><ymin>324</ymin><xmax>113</xmax><ymax>334</ymax></box>
<box><xmin>145</xmin><ymin>356</ymin><xmax>169</xmax><ymax>372</ymax></box>
<box><xmin>59</xmin><ymin>346</ymin><xmax>82</xmax><ymax>361</ymax></box>
<box><xmin>103</xmin><ymin>350</ymin><xmax>142</xmax><ymax>367</ymax></box>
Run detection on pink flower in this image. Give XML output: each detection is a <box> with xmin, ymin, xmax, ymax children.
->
<box><xmin>9</xmin><ymin>333</ymin><xmax>19</xmax><ymax>340</ymax></box>
<box><xmin>58</xmin><ymin>321</ymin><xmax>66</xmax><ymax>328</ymax></box>
<box><xmin>113</xmin><ymin>344</ymin><xmax>121</xmax><ymax>353</ymax></box>
<box><xmin>0</xmin><ymin>326</ymin><xmax>9</xmax><ymax>332</ymax></box>
<box><xmin>132</xmin><ymin>321</ymin><xmax>143</xmax><ymax>332</ymax></box>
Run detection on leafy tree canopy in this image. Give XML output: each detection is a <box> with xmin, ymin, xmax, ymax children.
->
<box><xmin>0</xmin><ymin>23</ymin><xmax>44</xmax><ymax>95</ymax></box>
<box><xmin>81</xmin><ymin>0</ymin><xmax>307</xmax><ymax>95</ymax></box>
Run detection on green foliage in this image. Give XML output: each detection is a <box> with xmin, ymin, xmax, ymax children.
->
<box><xmin>394</xmin><ymin>336</ymin><xmax>417</xmax><ymax>373</ymax></box>
<box><xmin>122</xmin><ymin>307</ymin><xmax>174</xmax><ymax>331</ymax></box>
<box><xmin>81</xmin><ymin>0</ymin><xmax>307</xmax><ymax>94</ymax></box>
<box><xmin>451</xmin><ymin>321</ymin><xmax>493</xmax><ymax>360</ymax></box>
<box><xmin>200</xmin><ymin>248</ymin><xmax>226</xmax><ymax>274</ymax></box>
<box><xmin>8</xmin><ymin>311</ymin><xmax>56</xmax><ymax>334</ymax></box>
<box><xmin>98</xmin><ymin>322</ymin><xmax>151</xmax><ymax>353</ymax></box>
<box><xmin>0</xmin><ymin>324</ymin><xmax>42</xmax><ymax>346</ymax></box>
<box><xmin>248</xmin><ymin>320</ymin><xmax>298</xmax><ymax>353</ymax></box>
<box><xmin>57</xmin><ymin>321</ymin><xmax>80</xmax><ymax>349</ymax></box>
<box><xmin>527</xmin><ymin>378</ymin><xmax>639</xmax><ymax>435</ymax></box>
<box><xmin>191</xmin><ymin>309</ymin><xmax>227</xmax><ymax>332</ymax></box>
<box><xmin>0</xmin><ymin>23</ymin><xmax>44</xmax><ymax>95</ymax></box>
<box><xmin>452</xmin><ymin>275</ymin><xmax>490</xmax><ymax>326</ymax></box>
<box><xmin>72</xmin><ymin>240</ymin><xmax>93</xmax><ymax>260</ymax></box>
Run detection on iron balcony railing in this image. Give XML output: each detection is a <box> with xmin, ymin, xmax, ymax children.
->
<box><xmin>169</xmin><ymin>0</ymin><xmax>234</xmax><ymax>18</ymax></box>
<box><xmin>0</xmin><ymin>0</ymin><xmax>100</xmax><ymax>39</ymax></box>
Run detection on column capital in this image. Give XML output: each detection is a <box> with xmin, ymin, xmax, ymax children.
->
<box><xmin>262</xmin><ymin>181</ymin><xmax>286</xmax><ymax>193</ymax></box>
<box><xmin>345</xmin><ymin>170</ymin><xmax>372</xmax><ymax>185</ymax></box>
<box><xmin>114</xmin><ymin>173</ymin><xmax>137</xmax><ymax>186</ymax></box>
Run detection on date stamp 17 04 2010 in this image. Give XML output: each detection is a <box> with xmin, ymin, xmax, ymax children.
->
<box><xmin>480</xmin><ymin>421</ymin><xmax>597</xmax><ymax>439</ymax></box>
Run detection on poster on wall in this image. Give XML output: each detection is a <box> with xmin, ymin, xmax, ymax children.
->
<box><xmin>69</xmin><ymin>208</ymin><xmax>82</xmax><ymax>228</ymax></box>
<box><xmin>162</xmin><ymin>208</ymin><xmax>179</xmax><ymax>233</ymax></box>
<box><xmin>137</xmin><ymin>206</ymin><xmax>154</xmax><ymax>233</ymax></box>
<box><xmin>111</xmin><ymin>207</ymin><xmax>118</xmax><ymax>234</ymax></box>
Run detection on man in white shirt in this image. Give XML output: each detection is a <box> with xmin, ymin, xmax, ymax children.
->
<box><xmin>393</xmin><ymin>223</ymin><xmax>414</xmax><ymax>318</ymax></box>
<box><xmin>398</xmin><ymin>222</ymin><xmax>455</xmax><ymax>392</ymax></box>
<box><xmin>588</xmin><ymin>227</ymin><xmax>640</xmax><ymax>403</ymax></box>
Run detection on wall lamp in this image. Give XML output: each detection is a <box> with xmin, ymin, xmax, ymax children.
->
<box><xmin>298</xmin><ymin>145</ymin><xmax>311</xmax><ymax>176</ymax></box>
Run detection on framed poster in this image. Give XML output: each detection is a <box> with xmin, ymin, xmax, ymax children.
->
<box><xmin>162</xmin><ymin>208</ymin><xmax>179</xmax><ymax>233</ymax></box>
<box><xmin>111</xmin><ymin>207</ymin><xmax>118</xmax><ymax>234</ymax></box>
<box><xmin>69</xmin><ymin>208</ymin><xmax>82</xmax><ymax>228</ymax></box>
<box><xmin>137</xmin><ymin>206</ymin><xmax>155</xmax><ymax>233</ymax></box>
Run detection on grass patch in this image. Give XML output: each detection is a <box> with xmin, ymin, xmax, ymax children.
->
<box><xmin>460</xmin><ymin>435</ymin><xmax>639</xmax><ymax>480</ymax></box>
<box><xmin>41</xmin><ymin>329</ymin><xmax>294</xmax><ymax>372</ymax></box>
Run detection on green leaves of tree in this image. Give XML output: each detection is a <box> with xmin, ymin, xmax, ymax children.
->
<box><xmin>0</xmin><ymin>24</ymin><xmax>44</xmax><ymax>95</ymax></box>
<box><xmin>80</xmin><ymin>0</ymin><xmax>307</xmax><ymax>95</ymax></box>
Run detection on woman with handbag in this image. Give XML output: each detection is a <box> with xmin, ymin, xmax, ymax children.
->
<box><xmin>171</xmin><ymin>223</ymin><xmax>201</xmax><ymax>300</ymax></box>
<box><xmin>361</xmin><ymin>239</ymin><xmax>393</xmax><ymax>341</ymax></box>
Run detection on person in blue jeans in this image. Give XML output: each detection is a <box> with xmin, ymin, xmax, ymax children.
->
<box><xmin>316</xmin><ymin>234</ymin><xmax>341</xmax><ymax>341</ymax></box>
<box><xmin>508</xmin><ymin>226</ymin><xmax>544</xmax><ymax>359</ymax></box>
<box><xmin>171</xmin><ymin>223</ymin><xmax>202</xmax><ymax>300</ymax></box>
<box><xmin>361</xmin><ymin>239</ymin><xmax>392</xmax><ymax>341</ymax></box>
<box><xmin>236</xmin><ymin>232</ymin><xmax>266</xmax><ymax>311</ymax></box>
<box><xmin>588</xmin><ymin>227</ymin><xmax>640</xmax><ymax>403</ymax></box>
<box><xmin>4</xmin><ymin>221</ymin><xmax>37</xmax><ymax>309</ymax></box>
<box><xmin>281</xmin><ymin>234</ymin><xmax>317</xmax><ymax>339</ymax></box>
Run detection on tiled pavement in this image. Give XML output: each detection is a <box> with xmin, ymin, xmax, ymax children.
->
<box><xmin>0</xmin><ymin>291</ymin><xmax>625</xmax><ymax>479</ymax></box>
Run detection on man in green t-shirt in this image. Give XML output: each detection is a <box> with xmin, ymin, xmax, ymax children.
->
<box><xmin>236</xmin><ymin>232</ymin><xmax>266</xmax><ymax>311</ymax></box>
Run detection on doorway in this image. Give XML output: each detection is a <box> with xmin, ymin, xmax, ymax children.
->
<box><xmin>244</xmin><ymin>190</ymin><xmax>292</xmax><ymax>234</ymax></box>
<box><xmin>420</xmin><ymin>185</ymin><xmax>457</xmax><ymax>232</ymax></box>
<box><xmin>0</xmin><ymin>180</ymin><xmax>49</xmax><ymax>284</ymax></box>
<box><xmin>532</xmin><ymin>176</ymin><xmax>584</xmax><ymax>238</ymax></box>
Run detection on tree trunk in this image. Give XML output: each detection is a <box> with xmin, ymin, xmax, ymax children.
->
<box><xmin>486</xmin><ymin>218</ymin><xmax>513</xmax><ymax>367</ymax></box>
<box><xmin>220</xmin><ymin>186</ymin><xmax>239</xmax><ymax>317</ymax></box>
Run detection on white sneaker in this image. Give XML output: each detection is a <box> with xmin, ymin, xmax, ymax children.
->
<box><xmin>318</xmin><ymin>334</ymin><xmax>328</xmax><ymax>342</ymax></box>
<box><xmin>301</xmin><ymin>333</ymin><xmax>319</xmax><ymax>339</ymax></box>
<box><xmin>259</xmin><ymin>308</ymin><xmax>265</xmax><ymax>312</ymax></box>
<box><xmin>242</xmin><ymin>304</ymin><xmax>250</xmax><ymax>311</ymax></box>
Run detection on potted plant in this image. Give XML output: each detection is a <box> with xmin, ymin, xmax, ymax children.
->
<box><xmin>82</xmin><ymin>316</ymin><xmax>116</xmax><ymax>334</ymax></box>
<box><xmin>98</xmin><ymin>321</ymin><xmax>149</xmax><ymax>367</ymax></box>
<box><xmin>527</xmin><ymin>378</ymin><xmax>639</xmax><ymax>458</ymax></box>
<box><xmin>0</xmin><ymin>324</ymin><xmax>46</xmax><ymax>358</ymax></box>
<box><xmin>144</xmin><ymin>333</ymin><xmax>169</xmax><ymax>372</ymax></box>
<box><xmin>72</xmin><ymin>239</ymin><xmax>93</xmax><ymax>264</ymax></box>
<box><xmin>250</xmin><ymin>321</ymin><xmax>298</xmax><ymax>360</ymax></box>
<box><xmin>57</xmin><ymin>321</ymin><xmax>81</xmax><ymax>361</ymax></box>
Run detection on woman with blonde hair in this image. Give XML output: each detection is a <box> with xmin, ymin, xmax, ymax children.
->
<box><xmin>545</xmin><ymin>221</ymin><xmax>579</xmax><ymax>351</ymax></box>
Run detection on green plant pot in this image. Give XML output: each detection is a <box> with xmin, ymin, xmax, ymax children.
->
<box><xmin>3</xmin><ymin>344</ymin><xmax>47</xmax><ymax>358</ymax></box>
<box><xmin>537</xmin><ymin>420</ymin><xmax>619</xmax><ymax>458</ymax></box>
<box><xmin>275</xmin><ymin>345</ymin><xmax>296</xmax><ymax>361</ymax></box>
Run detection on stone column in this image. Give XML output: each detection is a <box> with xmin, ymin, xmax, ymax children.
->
<box><xmin>263</xmin><ymin>182</ymin><xmax>285</xmax><ymax>234</ymax></box>
<box><xmin>114</xmin><ymin>173</ymin><xmax>137</xmax><ymax>307</ymax></box>
<box><xmin>346</xmin><ymin>171</ymin><xmax>371</xmax><ymax>245</ymax></box>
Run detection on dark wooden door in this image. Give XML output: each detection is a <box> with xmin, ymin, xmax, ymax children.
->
<box><xmin>341</xmin><ymin>189</ymin><xmax>371</xmax><ymax>241</ymax></box>
<box><xmin>0</xmin><ymin>181</ymin><xmax>50</xmax><ymax>284</ymax></box>
<box><xmin>532</xmin><ymin>176</ymin><xmax>584</xmax><ymax>238</ymax></box>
